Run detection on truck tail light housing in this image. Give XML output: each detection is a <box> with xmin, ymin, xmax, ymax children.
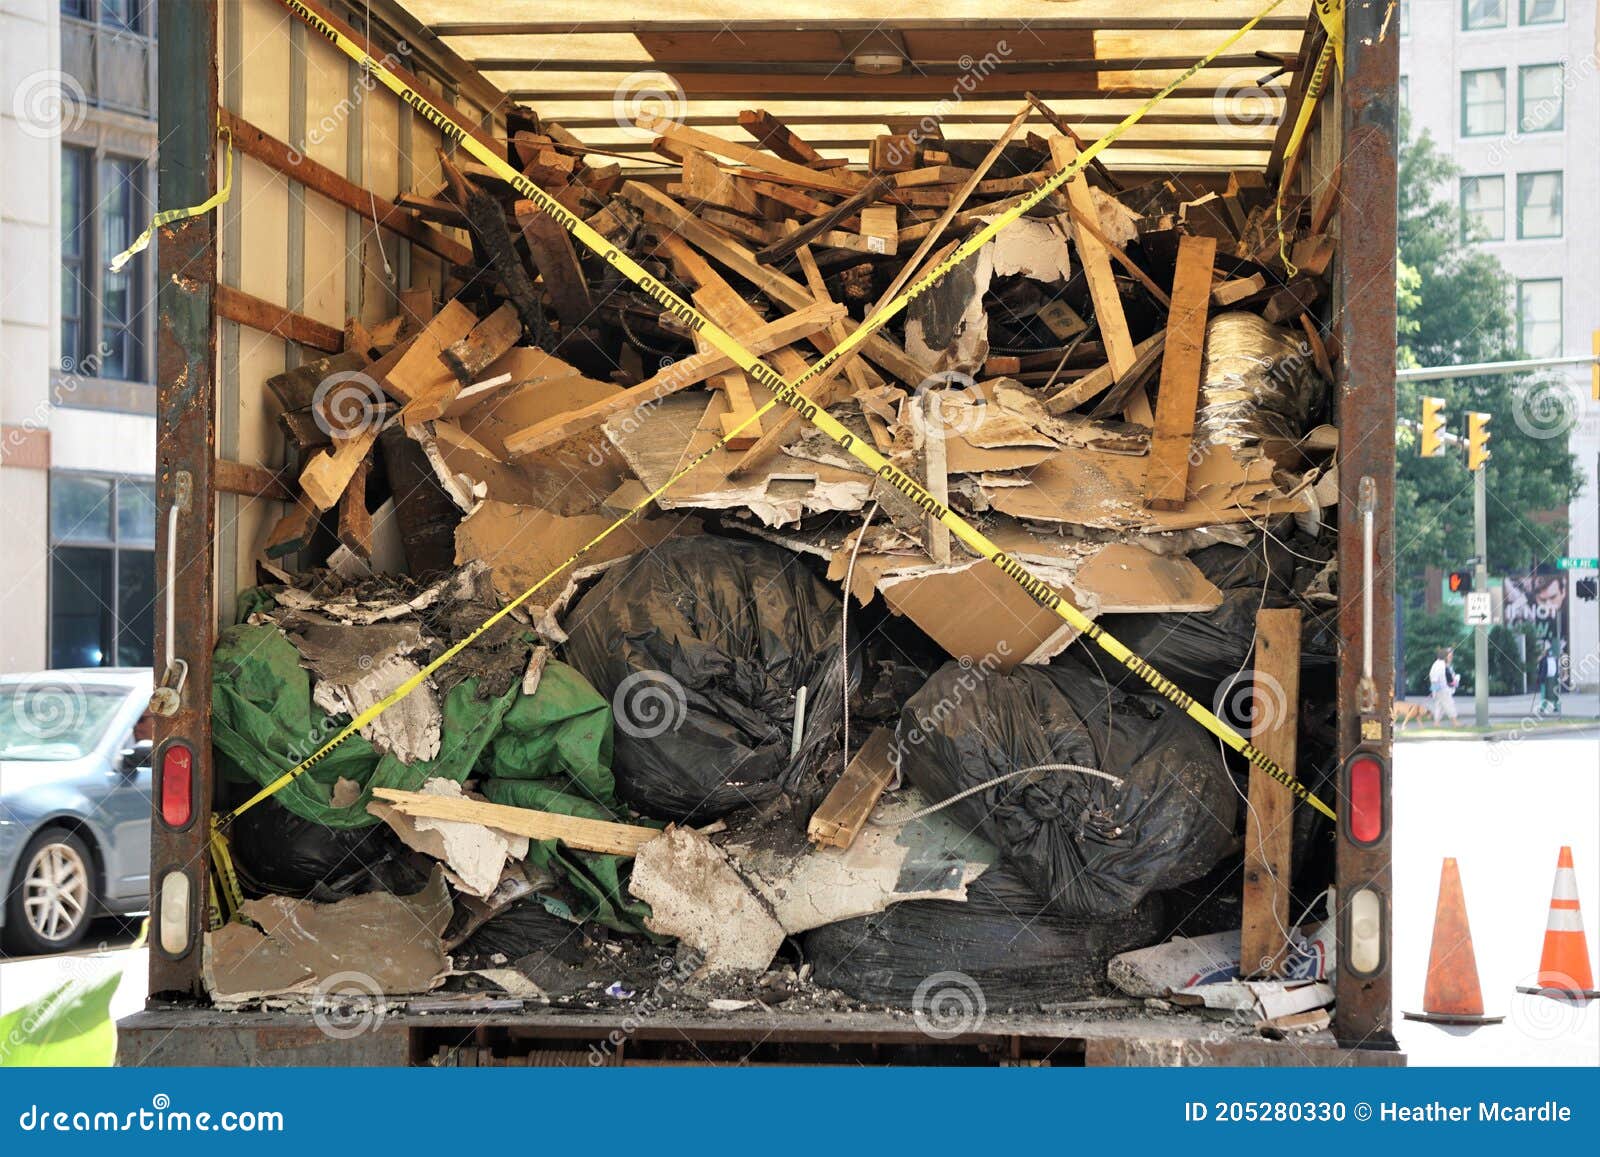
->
<box><xmin>157</xmin><ymin>740</ymin><xmax>194</xmax><ymax>829</ymax></box>
<box><xmin>1342</xmin><ymin>750</ymin><xmax>1387</xmax><ymax>846</ymax></box>
<box><xmin>1344</xmin><ymin>886</ymin><xmax>1387</xmax><ymax>977</ymax></box>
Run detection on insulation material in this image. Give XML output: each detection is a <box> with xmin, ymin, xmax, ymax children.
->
<box><xmin>1195</xmin><ymin>312</ymin><xmax>1329</xmax><ymax>452</ymax></box>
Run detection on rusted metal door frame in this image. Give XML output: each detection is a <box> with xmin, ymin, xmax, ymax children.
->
<box><xmin>150</xmin><ymin>0</ymin><xmax>219</xmax><ymax>999</ymax></box>
<box><xmin>1333</xmin><ymin>0</ymin><xmax>1398</xmax><ymax>1051</ymax></box>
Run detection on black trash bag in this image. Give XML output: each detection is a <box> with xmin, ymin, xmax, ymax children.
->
<box><xmin>227</xmin><ymin>794</ymin><xmax>425</xmax><ymax>901</ymax></box>
<box><xmin>896</xmin><ymin>660</ymin><xmax>1236</xmax><ymax>919</ymax></box>
<box><xmin>562</xmin><ymin>536</ymin><xmax>846</xmax><ymax>822</ymax></box>
<box><xmin>803</xmin><ymin>866</ymin><xmax>1164</xmax><ymax>1007</ymax></box>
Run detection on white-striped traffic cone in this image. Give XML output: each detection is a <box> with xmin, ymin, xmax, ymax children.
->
<box><xmin>1517</xmin><ymin>846</ymin><xmax>1600</xmax><ymax>1001</ymax></box>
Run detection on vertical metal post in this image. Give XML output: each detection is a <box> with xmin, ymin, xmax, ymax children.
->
<box><xmin>149</xmin><ymin>0</ymin><xmax>219</xmax><ymax>1000</ymax></box>
<box><xmin>1333</xmin><ymin>0</ymin><xmax>1398</xmax><ymax>1051</ymax></box>
<box><xmin>1474</xmin><ymin>467</ymin><xmax>1489</xmax><ymax>725</ymax></box>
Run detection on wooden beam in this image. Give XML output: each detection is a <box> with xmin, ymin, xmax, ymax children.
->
<box><xmin>440</xmin><ymin>302</ymin><xmax>522</xmax><ymax>385</ymax></box>
<box><xmin>336</xmin><ymin>453</ymin><xmax>373</xmax><ymax>562</ymax></box>
<box><xmin>503</xmin><ymin>301</ymin><xmax>843</xmax><ymax>457</ymax></box>
<box><xmin>635</xmin><ymin>112</ymin><xmax>862</xmax><ymax>195</ymax></box>
<box><xmin>215</xmin><ymin>284</ymin><xmax>342</xmax><ymax>353</ymax></box>
<box><xmin>1144</xmin><ymin>233</ymin><xmax>1217</xmax><ymax>511</ymax></box>
<box><xmin>737</xmin><ymin>109</ymin><xmax>826</xmax><ymax>167</ymax></box>
<box><xmin>219</xmin><ymin>110</ymin><xmax>473</xmax><ymax>268</ymax></box>
<box><xmin>299</xmin><ymin>424</ymin><xmax>380</xmax><ymax>512</ymax></box>
<box><xmin>808</xmin><ymin>728</ymin><xmax>898</xmax><ymax>850</ymax></box>
<box><xmin>214</xmin><ymin>458</ymin><xmax>294</xmax><ymax>502</ymax></box>
<box><xmin>370</xmin><ymin>788</ymin><xmax>659</xmax><ymax>857</ymax></box>
<box><xmin>1045</xmin><ymin>332</ymin><xmax>1164</xmax><ymax>416</ymax></box>
<box><xmin>755</xmin><ymin>176</ymin><xmax>890</xmax><ymax>264</ymax></box>
<box><xmin>624</xmin><ymin>181</ymin><xmax>925</xmax><ymax>385</ymax></box>
<box><xmin>1050</xmin><ymin>135</ymin><xmax>1136</xmax><ymax>380</ymax></box>
<box><xmin>1064</xmin><ymin>203</ymin><xmax>1171</xmax><ymax>308</ymax></box>
<box><xmin>1241</xmin><ymin>607</ymin><xmax>1302</xmax><ymax>977</ymax></box>
<box><xmin>263</xmin><ymin>496</ymin><xmax>320</xmax><ymax>559</ymax></box>
<box><xmin>1025</xmin><ymin>90</ymin><xmax>1122</xmax><ymax>191</ymax></box>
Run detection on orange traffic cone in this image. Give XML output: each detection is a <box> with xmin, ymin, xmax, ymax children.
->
<box><xmin>1404</xmin><ymin>857</ymin><xmax>1504</xmax><ymax>1025</ymax></box>
<box><xmin>1516</xmin><ymin>846</ymin><xmax>1600</xmax><ymax>1001</ymax></box>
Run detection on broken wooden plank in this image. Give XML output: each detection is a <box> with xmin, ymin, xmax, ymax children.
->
<box><xmin>755</xmin><ymin>175</ymin><xmax>890</xmax><ymax>265</ymax></box>
<box><xmin>503</xmin><ymin>301</ymin><xmax>843</xmax><ymax>457</ymax></box>
<box><xmin>1050</xmin><ymin>135</ymin><xmax>1135</xmax><ymax>380</ymax></box>
<box><xmin>1144</xmin><ymin>233</ymin><xmax>1218</xmax><ymax>510</ymax></box>
<box><xmin>737</xmin><ymin>109</ymin><xmax>827</xmax><ymax>167</ymax></box>
<box><xmin>214</xmin><ymin>459</ymin><xmax>294</xmax><ymax>503</ymax></box>
<box><xmin>1063</xmin><ymin>203</ymin><xmax>1172</xmax><ymax>308</ymax></box>
<box><xmin>299</xmin><ymin>423</ymin><xmax>380</xmax><ymax>512</ymax></box>
<box><xmin>678</xmin><ymin>146</ymin><xmax>762</xmax><ymax>216</ymax></box>
<box><xmin>440</xmin><ymin>302</ymin><xmax>521</xmax><ymax>385</ymax></box>
<box><xmin>808</xmin><ymin>728</ymin><xmax>898</xmax><ymax>850</ymax></box>
<box><xmin>515</xmin><ymin>202</ymin><xmax>594</xmax><ymax>329</ymax></box>
<box><xmin>1212</xmin><ymin>272</ymin><xmax>1267</xmax><ymax>307</ymax></box>
<box><xmin>370</xmin><ymin>788</ymin><xmax>659</xmax><ymax>857</ymax></box>
<box><xmin>1024</xmin><ymin>90</ymin><xmax>1122</xmax><ymax>192</ymax></box>
<box><xmin>1045</xmin><ymin>332</ymin><xmax>1164</xmax><ymax>416</ymax></box>
<box><xmin>336</xmin><ymin>453</ymin><xmax>373</xmax><ymax>562</ymax></box>
<box><xmin>636</xmin><ymin>112</ymin><xmax>860</xmax><ymax>195</ymax></box>
<box><xmin>263</xmin><ymin>496</ymin><xmax>320</xmax><ymax>559</ymax></box>
<box><xmin>1241</xmin><ymin>607</ymin><xmax>1302</xmax><ymax>978</ymax></box>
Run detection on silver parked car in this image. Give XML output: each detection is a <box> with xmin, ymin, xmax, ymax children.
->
<box><xmin>0</xmin><ymin>669</ymin><xmax>153</xmax><ymax>955</ymax></box>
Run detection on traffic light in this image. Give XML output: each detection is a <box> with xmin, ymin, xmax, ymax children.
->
<box><xmin>1578</xmin><ymin>577</ymin><xmax>1598</xmax><ymax>602</ymax></box>
<box><xmin>1448</xmin><ymin>570</ymin><xmax>1474</xmax><ymax>594</ymax></box>
<box><xmin>1467</xmin><ymin>411</ymin><xmax>1492</xmax><ymax>471</ymax></box>
<box><xmin>1420</xmin><ymin>396</ymin><xmax>1446</xmax><ymax>458</ymax></box>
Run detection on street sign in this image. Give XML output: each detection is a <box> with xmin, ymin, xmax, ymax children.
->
<box><xmin>1556</xmin><ymin>557</ymin><xmax>1599</xmax><ymax>570</ymax></box>
<box><xmin>1465</xmin><ymin>591</ymin><xmax>1492</xmax><ymax>626</ymax></box>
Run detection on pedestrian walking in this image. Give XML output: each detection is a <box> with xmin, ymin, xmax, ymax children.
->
<box><xmin>1428</xmin><ymin>646</ymin><xmax>1460</xmax><ymax>727</ymax></box>
<box><xmin>1535</xmin><ymin>641</ymin><xmax>1561</xmax><ymax>716</ymax></box>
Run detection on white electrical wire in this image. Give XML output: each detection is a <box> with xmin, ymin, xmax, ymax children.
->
<box><xmin>872</xmin><ymin>762</ymin><xmax>1124</xmax><ymax>826</ymax></box>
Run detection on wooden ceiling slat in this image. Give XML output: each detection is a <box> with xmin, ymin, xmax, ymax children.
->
<box><xmin>470</xmin><ymin>53</ymin><xmax>1283</xmax><ymax>75</ymax></box>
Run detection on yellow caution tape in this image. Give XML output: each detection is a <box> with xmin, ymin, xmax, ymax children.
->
<box><xmin>1314</xmin><ymin>0</ymin><xmax>1346</xmax><ymax>79</ymax></box>
<box><xmin>238</xmin><ymin>0</ymin><xmax>1333</xmax><ymax>827</ymax></box>
<box><xmin>1276</xmin><ymin>38</ymin><xmax>1335</xmax><ymax>273</ymax></box>
<box><xmin>110</xmin><ymin>125</ymin><xmax>233</xmax><ymax>274</ymax></box>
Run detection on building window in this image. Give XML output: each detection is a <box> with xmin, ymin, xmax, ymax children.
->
<box><xmin>49</xmin><ymin>474</ymin><xmax>157</xmax><ymax>668</ymax></box>
<box><xmin>1461</xmin><ymin>69</ymin><xmax>1506</xmax><ymax>136</ymax></box>
<box><xmin>57</xmin><ymin>150</ymin><xmax>149</xmax><ymax>380</ymax></box>
<box><xmin>61</xmin><ymin>146</ymin><xmax>91</xmax><ymax>370</ymax></box>
<box><xmin>1521</xmin><ymin>0</ymin><xmax>1564</xmax><ymax>23</ymax></box>
<box><xmin>1401</xmin><ymin>0</ymin><xmax>1411</xmax><ymax>35</ymax></box>
<box><xmin>1463</xmin><ymin>0</ymin><xmax>1507</xmax><ymax>28</ymax></box>
<box><xmin>1400</xmin><ymin>76</ymin><xmax>1409</xmax><ymax>115</ymax></box>
<box><xmin>1460</xmin><ymin>176</ymin><xmax>1505</xmax><ymax>240</ymax></box>
<box><xmin>1517</xmin><ymin>171</ymin><xmax>1563</xmax><ymax>238</ymax></box>
<box><xmin>61</xmin><ymin>0</ymin><xmax>148</xmax><ymax>33</ymax></box>
<box><xmin>1517</xmin><ymin>279</ymin><xmax>1562</xmax><ymax>359</ymax></box>
<box><xmin>1518</xmin><ymin>64</ymin><xmax>1564</xmax><ymax>133</ymax></box>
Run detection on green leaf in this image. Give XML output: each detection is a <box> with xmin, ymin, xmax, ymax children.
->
<box><xmin>0</xmin><ymin>972</ymin><xmax>121</xmax><ymax>1067</ymax></box>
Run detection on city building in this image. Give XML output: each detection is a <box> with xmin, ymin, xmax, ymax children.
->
<box><xmin>1400</xmin><ymin>0</ymin><xmax>1600</xmax><ymax>688</ymax></box>
<box><xmin>1</xmin><ymin>0</ymin><xmax>158</xmax><ymax>673</ymax></box>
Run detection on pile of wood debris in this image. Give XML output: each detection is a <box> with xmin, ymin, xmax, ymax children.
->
<box><xmin>261</xmin><ymin>96</ymin><xmax>1339</xmax><ymax>673</ymax></box>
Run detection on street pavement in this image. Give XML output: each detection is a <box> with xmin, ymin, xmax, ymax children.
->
<box><xmin>1392</xmin><ymin>726</ymin><xmax>1600</xmax><ymax>1065</ymax></box>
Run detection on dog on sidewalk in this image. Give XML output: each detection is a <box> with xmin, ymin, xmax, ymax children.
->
<box><xmin>1393</xmin><ymin>699</ymin><xmax>1429</xmax><ymax>729</ymax></box>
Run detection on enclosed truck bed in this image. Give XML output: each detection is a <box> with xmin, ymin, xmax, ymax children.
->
<box><xmin>127</xmin><ymin>0</ymin><xmax>1401</xmax><ymax>1066</ymax></box>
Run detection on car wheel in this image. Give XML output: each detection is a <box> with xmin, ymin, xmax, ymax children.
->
<box><xmin>4</xmin><ymin>828</ymin><xmax>95</xmax><ymax>955</ymax></box>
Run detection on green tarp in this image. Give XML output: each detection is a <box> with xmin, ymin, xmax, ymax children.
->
<box><xmin>212</xmin><ymin>618</ymin><xmax>651</xmax><ymax>932</ymax></box>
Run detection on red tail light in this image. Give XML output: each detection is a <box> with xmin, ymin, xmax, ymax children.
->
<box><xmin>159</xmin><ymin>741</ymin><xmax>193</xmax><ymax>828</ymax></box>
<box><xmin>1344</xmin><ymin>750</ymin><xmax>1386</xmax><ymax>845</ymax></box>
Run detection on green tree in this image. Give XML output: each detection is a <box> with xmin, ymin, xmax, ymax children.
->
<box><xmin>1394</xmin><ymin>124</ymin><xmax>1582</xmax><ymax>688</ymax></box>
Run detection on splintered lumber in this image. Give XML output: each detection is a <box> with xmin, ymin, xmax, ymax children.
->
<box><xmin>755</xmin><ymin>175</ymin><xmax>891</xmax><ymax>265</ymax></box>
<box><xmin>677</xmin><ymin>147</ymin><xmax>761</xmax><ymax>216</ymax></box>
<box><xmin>370</xmin><ymin>788</ymin><xmax>659</xmax><ymax>857</ymax></box>
<box><xmin>1144</xmin><ymin>233</ymin><xmax>1218</xmax><ymax>511</ymax></box>
<box><xmin>299</xmin><ymin>423</ymin><xmax>380</xmax><ymax>512</ymax></box>
<box><xmin>712</xmin><ymin>370</ymin><xmax>761</xmax><ymax>448</ymax></box>
<box><xmin>1024</xmin><ymin>91</ymin><xmax>1121</xmax><ymax>192</ymax></box>
<box><xmin>623</xmin><ymin>181</ymin><xmax>925</xmax><ymax>385</ymax></box>
<box><xmin>1064</xmin><ymin>203</ymin><xmax>1172</xmax><ymax>309</ymax></box>
<box><xmin>441</xmin><ymin>302</ymin><xmax>522</xmax><ymax>385</ymax></box>
<box><xmin>1045</xmin><ymin>332</ymin><xmax>1164</xmax><ymax>416</ymax></box>
<box><xmin>502</xmin><ymin>301</ymin><xmax>843</xmax><ymax>457</ymax></box>
<box><xmin>1049</xmin><ymin>135</ymin><xmax>1135</xmax><ymax>380</ymax></box>
<box><xmin>263</xmin><ymin>494</ymin><xmax>320</xmax><ymax>558</ymax></box>
<box><xmin>869</xmin><ymin>134</ymin><xmax>917</xmax><ymax>173</ymax></box>
<box><xmin>747</xmin><ymin>180</ymin><xmax>831</xmax><ymax>219</ymax></box>
<box><xmin>738</xmin><ymin>109</ymin><xmax>827</xmax><ymax>168</ymax></box>
<box><xmin>382</xmin><ymin>299</ymin><xmax>476</xmax><ymax>404</ymax></box>
<box><xmin>336</xmin><ymin>453</ymin><xmax>373</xmax><ymax>562</ymax></box>
<box><xmin>808</xmin><ymin>728</ymin><xmax>898</xmax><ymax>850</ymax></box>
<box><xmin>1241</xmin><ymin>608</ymin><xmax>1302</xmax><ymax>977</ymax></box>
<box><xmin>1212</xmin><ymin>272</ymin><xmax>1267</xmax><ymax>307</ymax></box>
<box><xmin>636</xmin><ymin>113</ymin><xmax>861</xmax><ymax>196</ymax></box>
<box><xmin>515</xmin><ymin>205</ymin><xmax>594</xmax><ymax>328</ymax></box>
